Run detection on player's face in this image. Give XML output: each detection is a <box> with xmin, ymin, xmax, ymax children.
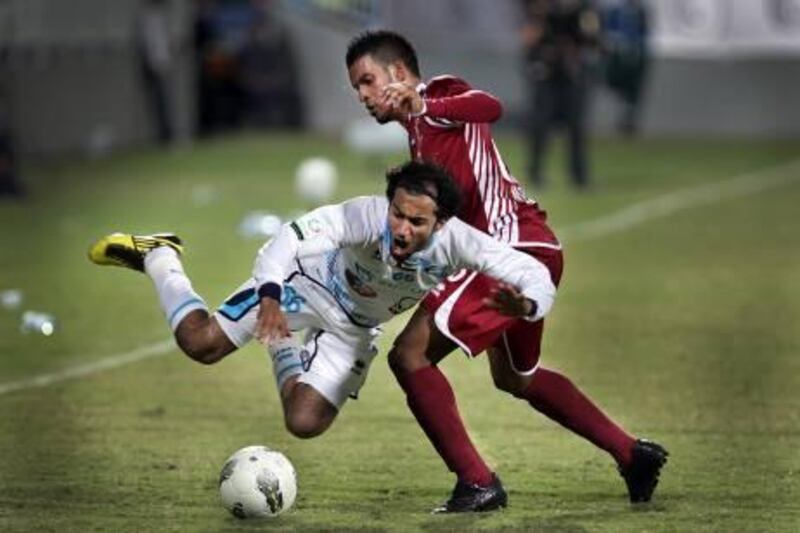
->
<box><xmin>387</xmin><ymin>187</ymin><xmax>442</xmax><ymax>262</ymax></box>
<box><xmin>348</xmin><ymin>55</ymin><xmax>400</xmax><ymax>124</ymax></box>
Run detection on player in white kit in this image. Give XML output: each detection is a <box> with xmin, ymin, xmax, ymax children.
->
<box><xmin>88</xmin><ymin>161</ymin><xmax>556</xmax><ymax>440</ymax></box>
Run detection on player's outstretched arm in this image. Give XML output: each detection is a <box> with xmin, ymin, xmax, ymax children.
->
<box><xmin>424</xmin><ymin>89</ymin><xmax>503</xmax><ymax>124</ymax></box>
<box><xmin>444</xmin><ymin>218</ymin><xmax>556</xmax><ymax>321</ymax></box>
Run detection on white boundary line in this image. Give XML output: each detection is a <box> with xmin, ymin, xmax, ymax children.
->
<box><xmin>1</xmin><ymin>158</ymin><xmax>799</xmax><ymax>397</ymax></box>
<box><xmin>0</xmin><ymin>339</ymin><xmax>176</xmax><ymax>396</ymax></box>
<box><xmin>559</xmin><ymin>158</ymin><xmax>800</xmax><ymax>243</ymax></box>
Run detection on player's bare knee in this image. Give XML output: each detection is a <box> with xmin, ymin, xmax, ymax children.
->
<box><xmin>387</xmin><ymin>346</ymin><xmax>406</xmax><ymax>376</ymax></box>
<box><xmin>284</xmin><ymin>410</ymin><xmax>328</xmax><ymax>439</ymax></box>
<box><xmin>175</xmin><ymin>315</ymin><xmax>229</xmax><ymax>365</ymax></box>
<box><xmin>388</xmin><ymin>338</ymin><xmax>426</xmax><ymax>376</ymax></box>
<box><xmin>490</xmin><ymin>365</ymin><xmax>531</xmax><ymax>398</ymax></box>
<box><xmin>282</xmin><ymin>384</ymin><xmax>336</xmax><ymax>439</ymax></box>
<box><xmin>176</xmin><ymin>335</ymin><xmax>221</xmax><ymax>365</ymax></box>
<box><xmin>492</xmin><ymin>373</ymin><xmax>527</xmax><ymax>398</ymax></box>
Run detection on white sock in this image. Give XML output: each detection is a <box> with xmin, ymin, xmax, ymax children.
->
<box><xmin>144</xmin><ymin>247</ymin><xmax>207</xmax><ymax>331</ymax></box>
<box><xmin>268</xmin><ymin>336</ymin><xmax>304</xmax><ymax>391</ymax></box>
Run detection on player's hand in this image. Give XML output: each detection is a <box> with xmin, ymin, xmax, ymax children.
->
<box><xmin>255</xmin><ymin>297</ymin><xmax>289</xmax><ymax>344</ymax></box>
<box><xmin>381</xmin><ymin>82</ymin><xmax>424</xmax><ymax>116</ymax></box>
<box><xmin>483</xmin><ymin>282</ymin><xmax>536</xmax><ymax>318</ymax></box>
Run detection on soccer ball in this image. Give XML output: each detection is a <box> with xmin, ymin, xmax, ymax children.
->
<box><xmin>295</xmin><ymin>157</ymin><xmax>338</xmax><ymax>204</ymax></box>
<box><xmin>218</xmin><ymin>445</ymin><xmax>297</xmax><ymax>519</ymax></box>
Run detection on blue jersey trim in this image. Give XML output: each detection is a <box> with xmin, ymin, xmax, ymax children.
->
<box><xmin>218</xmin><ymin>289</ymin><xmax>259</xmax><ymax>322</ymax></box>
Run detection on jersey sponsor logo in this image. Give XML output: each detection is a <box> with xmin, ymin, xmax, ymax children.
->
<box><xmin>351</xmin><ymin>310</ymin><xmax>379</xmax><ymax>328</ymax></box>
<box><xmin>344</xmin><ymin>268</ymin><xmax>378</xmax><ymax>298</ymax></box>
<box><xmin>390</xmin><ymin>270</ymin><xmax>416</xmax><ymax>283</ymax></box>
<box><xmin>354</xmin><ymin>262</ymin><xmax>373</xmax><ymax>281</ymax></box>
<box><xmin>423</xmin><ymin>264</ymin><xmax>448</xmax><ymax>279</ymax></box>
<box><xmin>388</xmin><ymin>296</ymin><xmax>419</xmax><ymax>315</ymax></box>
<box><xmin>354</xmin><ymin>260</ymin><xmax>425</xmax><ymax>294</ymax></box>
<box><xmin>326</xmin><ymin>276</ymin><xmax>358</xmax><ymax>312</ymax></box>
<box><xmin>295</xmin><ymin>216</ymin><xmax>324</xmax><ymax>239</ymax></box>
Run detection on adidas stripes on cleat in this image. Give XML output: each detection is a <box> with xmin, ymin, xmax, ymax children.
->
<box><xmin>88</xmin><ymin>232</ymin><xmax>183</xmax><ymax>272</ymax></box>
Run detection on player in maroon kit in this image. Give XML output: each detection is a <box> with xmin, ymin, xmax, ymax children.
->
<box><xmin>346</xmin><ymin>30</ymin><xmax>667</xmax><ymax>513</ymax></box>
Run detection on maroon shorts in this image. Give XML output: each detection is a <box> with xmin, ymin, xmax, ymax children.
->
<box><xmin>421</xmin><ymin>245</ymin><xmax>563</xmax><ymax>374</ymax></box>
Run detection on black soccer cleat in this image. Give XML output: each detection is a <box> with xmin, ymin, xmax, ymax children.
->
<box><xmin>432</xmin><ymin>473</ymin><xmax>508</xmax><ymax>514</ymax></box>
<box><xmin>620</xmin><ymin>438</ymin><xmax>669</xmax><ymax>503</ymax></box>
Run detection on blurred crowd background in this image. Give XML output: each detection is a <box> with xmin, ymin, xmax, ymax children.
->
<box><xmin>0</xmin><ymin>0</ymin><xmax>798</xmax><ymax>174</ymax></box>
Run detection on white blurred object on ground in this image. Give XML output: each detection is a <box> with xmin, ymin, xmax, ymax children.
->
<box><xmin>1</xmin><ymin>289</ymin><xmax>23</xmax><ymax>310</ymax></box>
<box><xmin>20</xmin><ymin>311</ymin><xmax>56</xmax><ymax>336</ymax></box>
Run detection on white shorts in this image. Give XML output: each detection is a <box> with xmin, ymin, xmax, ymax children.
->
<box><xmin>214</xmin><ymin>275</ymin><xmax>380</xmax><ymax>409</ymax></box>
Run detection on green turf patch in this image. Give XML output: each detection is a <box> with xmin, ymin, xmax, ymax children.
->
<box><xmin>1</xmin><ymin>134</ymin><xmax>799</xmax><ymax>531</ymax></box>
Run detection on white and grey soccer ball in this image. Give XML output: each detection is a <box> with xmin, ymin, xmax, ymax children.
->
<box><xmin>295</xmin><ymin>157</ymin><xmax>338</xmax><ymax>204</ymax></box>
<box><xmin>218</xmin><ymin>445</ymin><xmax>297</xmax><ymax>519</ymax></box>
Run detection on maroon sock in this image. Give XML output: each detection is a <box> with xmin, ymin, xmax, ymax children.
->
<box><xmin>525</xmin><ymin>367</ymin><xmax>636</xmax><ymax>467</ymax></box>
<box><xmin>397</xmin><ymin>365</ymin><xmax>493</xmax><ymax>486</ymax></box>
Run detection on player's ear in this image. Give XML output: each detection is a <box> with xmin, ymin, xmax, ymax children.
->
<box><xmin>390</xmin><ymin>61</ymin><xmax>408</xmax><ymax>82</ymax></box>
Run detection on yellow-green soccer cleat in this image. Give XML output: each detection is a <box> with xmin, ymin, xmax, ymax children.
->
<box><xmin>88</xmin><ymin>232</ymin><xmax>183</xmax><ymax>272</ymax></box>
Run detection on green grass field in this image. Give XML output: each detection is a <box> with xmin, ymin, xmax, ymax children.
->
<box><xmin>1</xmin><ymin>134</ymin><xmax>799</xmax><ymax>531</ymax></box>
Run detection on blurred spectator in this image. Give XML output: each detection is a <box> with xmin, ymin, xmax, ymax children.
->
<box><xmin>602</xmin><ymin>0</ymin><xmax>650</xmax><ymax>137</ymax></box>
<box><xmin>194</xmin><ymin>0</ymin><xmax>244</xmax><ymax>135</ymax></box>
<box><xmin>194</xmin><ymin>0</ymin><xmax>303</xmax><ymax>135</ymax></box>
<box><xmin>194</xmin><ymin>0</ymin><xmax>219</xmax><ymax>135</ymax></box>
<box><xmin>136</xmin><ymin>0</ymin><xmax>175</xmax><ymax>145</ymax></box>
<box><xmin>0</xmin><ymin>110</ymin><xmax>22</xmax><ymax>198</ymax></box>
<box><xmin>237</xmin><ymin>8</ymin><xmax>304</xmax><ymax>128</ymax></box>
<box><xmin>520</xmin><ymin>0</ymin><xmax>601</xmax><ymax>190</ymax></box>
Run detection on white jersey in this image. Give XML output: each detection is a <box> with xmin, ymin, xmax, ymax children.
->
<box><xmin>253</xmin><ymin>196</ymin><xmax>556</xmax><ymax>329</ymax></box>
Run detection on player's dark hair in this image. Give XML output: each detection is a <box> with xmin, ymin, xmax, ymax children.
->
<box><xmin>345</xmin><ymin>30</ymin><xmax>420</xmax><ymax>77</ymax></box>
<box><xmin>385</xmin><ymin>161</ymin><xmax>461</xmax><ymax>221</ymax></box>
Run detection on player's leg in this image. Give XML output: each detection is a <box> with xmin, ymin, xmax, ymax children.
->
<box><xmin>389</xmin><ymin>276</ymin><xmax>506</xmax><ymax>513</ymax></box>
<box><xmin>173</xmin><ymin>311</ymin><xmax>237</xmax><ymax>364</ymax></box>
<box><xmin>280</xmin><ymin>378</ymin><xmax>338</xmax><ymax>439</ymax></box>
<box><xmin>488</xmin><ymin>321</ymin><xmax>637</xmax><ymax>465</ymax></box>
<box><xmin>485</xmin><ymin>244</ymin><xmax>633</xmax><ymax>433</ymax></box>
<box><xmin>88</xmin><ymin>232</ymin><xmax>235</xmax><ymax>364</ymax></box>
<box><xmin>214</xmin><ymin>273</ymin><xmax>357</xmax><ymax>439</ymax></box>
<box><xmin>266</xmin><ymin>334</ymin><xmax>337</xmax><ymax>439</ymax></box>
<box><xmin>274</xmin><ymin>328</ymin><xmax>376</xmax><ymax>439</ymax></box>
<box><xmin>490</xmin><ymin>319</ymin><xmax>668</xmax><ymax>502</ymax></box>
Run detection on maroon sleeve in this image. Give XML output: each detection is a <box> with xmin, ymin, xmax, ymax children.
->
<box><xmin>423</xmin><ymin>76</ymin><xmax>503</xmax><ymax>124</ymax></box>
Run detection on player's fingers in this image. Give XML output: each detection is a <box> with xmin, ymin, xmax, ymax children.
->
<box><xmin>482</xmin><ymin>296</ymin><xmax>500</xmax><ymax>310</ymax></box>
<box><xmin>257</xmin><ymin>317</ymin><xmax>281</xmax><ymax>344</ymax></box>
<box><xmin>277</xmin><ymin>320</ymin><xmax>289</xmax><ymax>339</ymax></box>
<box><xmin>495</xmin><ymin>282</ymin><xmax>515</xmax><ymax>294</ymax></box>
<box><xmin>256</xmin><ymin>325</ymin><xmax>271</xmax><ymax>345</ymax></box>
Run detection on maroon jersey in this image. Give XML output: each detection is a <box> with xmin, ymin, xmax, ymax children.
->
<box><xmin>402</xmin><ymin>75</ymin><xmax>559</xmax><ymax>248</ymax></box>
